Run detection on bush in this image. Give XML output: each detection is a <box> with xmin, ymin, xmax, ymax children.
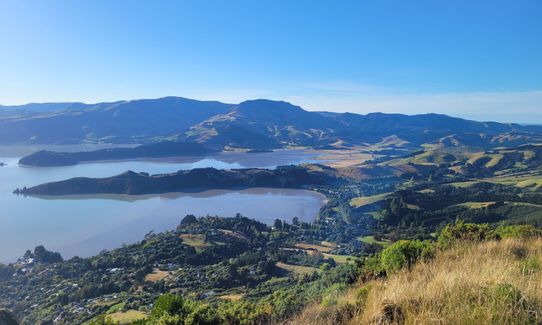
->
<box><xmin>437</xmin><ymin>221</ymin><xmax>494</xmax><ymax>249</ymax></box>
<box><xmin>521</xmin><ymin>256</ymin><xmax>540</xmax><ymax>275</ymax></box>
<box><xmin>149</xmin><ymin>294</ymin><xmax>220</xmax><ymax>324</ymax></box>
<box><xmin>494</xmin><ymin>224</ymin><xmax>542</xmax><ymax>239</ymax></box>
<box><xmin>151</xmin><ymin>294</ymin><xmax>186</xmax><ymax>318</ymax></box>
<box><xmin>380</xmin><ymin>240</ymin><xmax>433</xmax><ymax>274</ymax></box>
<box><xmin>355</xmin><ymin>284</ymin><xmax>372</xmax><ymax>308</ymax></box>
<box><xmin>492</xmin><ymin>283</ymin><xmax>524</xmax><ymax>307</ymax></box>
<box><xmin>363</xmin><ymin>255</ymin><xmax>385</xmax><ymax>277</ymax></box>
<box><xmin>321</xmin><ymin>283</ymin><xmax>348</xmax><ymax>307</ymax></box>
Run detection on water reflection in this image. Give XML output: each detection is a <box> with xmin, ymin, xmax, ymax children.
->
<box><xmin>0</xmin><ymin>147</ymin><xmax>325</xmax><ymax>261</ymax></box>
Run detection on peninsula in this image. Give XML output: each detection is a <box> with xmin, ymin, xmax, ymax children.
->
<box><xmin>18</xmin><ymin>141</ymin><xmax>215</xmax><ymax>167</ymax></box>
<box><xmin>14</xmin><ymin>165</ymin><xmax>336</xmax><ymax>196</ymax></box>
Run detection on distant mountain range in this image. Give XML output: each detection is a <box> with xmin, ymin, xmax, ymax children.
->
<box><xmin>2</xmin><ymin>96</ymin><xmax>542</xmax><ymax>149</ymax></box>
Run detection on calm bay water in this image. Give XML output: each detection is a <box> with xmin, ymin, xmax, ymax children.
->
<box><xmin>0</xmin><ymin>148</ymin><xmax>325</xmax><ymax>262</ymax></box>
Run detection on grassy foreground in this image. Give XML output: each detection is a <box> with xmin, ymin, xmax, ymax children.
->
<box><xmin>291</xmin><ymin>237</ymin><xmax>542</xmax><ymax>324</ymax></box>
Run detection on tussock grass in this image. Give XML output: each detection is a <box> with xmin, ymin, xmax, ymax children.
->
<box><xmin>290</xmin><ymin>238</ymin><xmax>542</xmax><ymax>325</ymax></box>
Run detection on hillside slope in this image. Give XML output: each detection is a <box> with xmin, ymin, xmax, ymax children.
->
<box><xmin>291</xmin><ymin>237</ymin><xmax>542</xmax><ymax>325</ymax></box>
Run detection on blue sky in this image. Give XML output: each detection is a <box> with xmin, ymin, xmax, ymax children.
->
<box><xmin>0</xmin><ymin>0</ymin><xmax>541</xmax><ymax>123</ymax></box>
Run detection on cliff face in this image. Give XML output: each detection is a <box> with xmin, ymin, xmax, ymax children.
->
<box><xmin>15</xmin><ymin>165</ymin><xmax>336</xmax><ymax>196</ymax></box>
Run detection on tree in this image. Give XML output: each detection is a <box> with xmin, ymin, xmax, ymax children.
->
<box><xmin>273</xmin><ymin>219</ymin><xmax>283</xmax><ymax>230</ymax></box>
<box><xmin>0</xmin><ymin>264</ymin><xmax>14</xmax><ymax>281</ymax></box>
<box><xmin>180</xmin><ymin>214</ymin><xmax>197</xmax><ymax>227</ymax></box>
<box><xmin>0</xmin><ymin>309</ymin><xmax>19</xmax><ymax>325</ymax></box>
<box><xmin>33</xmin><ymin>245</ymin><xmax>63</xmax><ymax>264</ymax></box>
<box><xmin>151</xmin><ymin>293</ymin><xmax>185</xmax><ymax>318</ymax></box>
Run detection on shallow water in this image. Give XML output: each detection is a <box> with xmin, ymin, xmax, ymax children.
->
<box><xmin>0</xmin><ymin>148</ymin><xmax>325</xmax><ymax>262</ymax></box>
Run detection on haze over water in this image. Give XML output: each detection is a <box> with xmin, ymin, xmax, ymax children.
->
<box><xmin>0</xmin><ymin>148</ymin><xmax>325</xmax><ymax>262</ymax></box>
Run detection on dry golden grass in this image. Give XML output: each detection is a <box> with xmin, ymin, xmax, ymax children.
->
<box><xmin>291</xmin><ymin>238</ymin><xmax>542</xmax><ymax>325</ymax></box>
<box><xmin>313</xmin><ymin>149</ymin><xmax>376</xmax><ymax>168</ymax></box>
<box><xmin>108</xmin><ymin>310</ymin><xmax>147</xmax><ymax>324</ymax></box>
<box><xmin>349</xmin><ymin>193</ymin><xmax>390</xmax><ymax>208</ymax></box>
<box><xmin>285</xmin><ymin>287</ymin><xmax>360</xmax><ymax>325</ymax></box>
<box><xmin>276</xmin><ymin>262</ymin><xmax>320</xmax><ymax>275</ymax></box>
<box><xmin>322</xmin><ymin>253</ymin><xmax>357</xmax><ymax>265</ymax></box>
<box><xmin>144</xmin><ymin>268</ymin><xmax>169</xmax><ymax>283</ymax></box>
<box><xmin>295</xmin><ymin>243</ymin><xmax>334</xmax><ymax>253</ymax></box>
<box><xmin>467</xmin><ymin>153</ymin><xmax>504</xmax><ymax>168</ymax></box>
<box><xmin>179</xmin><ymin>233</ymin><xmax>213</xmax><ymax>252</ymax></box>
<box><xmin>456</xmin><ymin>201</ymin><xmax>496</xmax><ymax>209</ymax></box>
<box><xmin>217</xmin><ymin>293</ymin><xmax>244</xmax><ymax>301</ymax></box>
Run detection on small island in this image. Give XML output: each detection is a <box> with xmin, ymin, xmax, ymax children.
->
<box><xmin>18</xmin><ymin>141</ymin><xmax>216</xmax><ymax>167</ymax></box>
<box><xmin>14</xmin><ymin>165</ymin><xmax>336</xmax><ymax>196</ymax></box>
<box><xmin>0</xmin><ymin>162</ymin><xmax>5</xmax><ymax>167</ymax></box>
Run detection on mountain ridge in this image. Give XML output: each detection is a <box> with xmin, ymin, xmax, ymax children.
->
<box><xmin>1</xmin><ymin>96</ymin><xmax>541</xmax><ymax>149</ymax></box>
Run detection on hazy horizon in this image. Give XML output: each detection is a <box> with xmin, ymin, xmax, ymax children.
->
<box><xmin>1</xmin><ymin>94</ymin><xmax>540</xmax><ymax>125</ymax></box>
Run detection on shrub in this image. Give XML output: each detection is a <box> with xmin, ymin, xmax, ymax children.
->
<box><xmin>321</xmin><ymin>283</ymin><xmax>348</xmax><ymax>307</ymax></box>
<box><xmin>380</xmin><ymin>240</ymin><xmax>433</xmax><ymax>274</ymax></box>
<box><xmin>437</xmin><ymin>221</ymin><xmax>494</xmax><ymax>249</ymax></box>
<box><xmin>151</xmin><ymin>294</ymin><xmax>186</xmax><ymax>318</ymax></box>
<box><xmin>492</xmin><ymin>283</ymin><xmax>524</xmax><ymax>307</ymax></box>
<box><xmin>521</xmin><ymin>256</ymin><xmax>540</xmax><ymax>275</ymax></box>
<box><xmin>320</xmin><ymin>262</ymin><xmax>332</xmax><ymax>271</ymax></box>
<box><xmin>495</xmin><ymin>224</ymin><xmax>542</xmax><ymax>239</ymax></box>
<box><xmin>355</xmin><ymin>284</ymin><xmax>372</xmax><ymax>308</ymax></box>
<box><xmin>363</xmin><ymin>255</ymin><xmax>385</xmax><ymax>277</ymax></box>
